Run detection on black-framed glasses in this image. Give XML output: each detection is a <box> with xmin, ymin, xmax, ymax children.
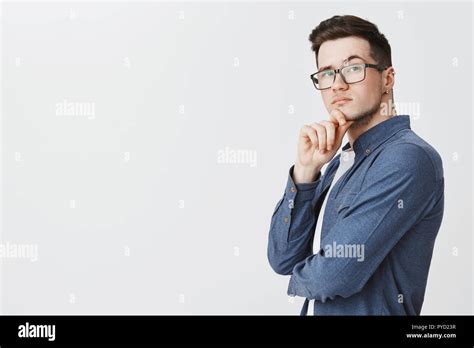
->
<box><xmin>310</xmin><ymin>63</ymin><xmax>388</xmax><ymax>90</ymax></box>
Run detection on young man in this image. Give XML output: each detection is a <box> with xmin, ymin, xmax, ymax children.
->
<box><xmin>267</xmin><ymin>15</ymin><xmax>444</xmax><ymax>315</ymax></box>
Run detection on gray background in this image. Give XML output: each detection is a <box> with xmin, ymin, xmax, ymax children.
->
<box><xmin>1</xmin><ymin>1</ymin><xmax>472</xmax><ymax>314</ymax></box>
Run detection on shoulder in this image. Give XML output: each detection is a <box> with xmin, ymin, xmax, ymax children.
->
<box><xmin>374</xmin><ymin>131</ymin><xmax>444</xmax><ymax>182</ymax></box>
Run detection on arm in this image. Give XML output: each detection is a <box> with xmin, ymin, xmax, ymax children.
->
<box><xmin>287</xmin><ymin>143</ymin><xmax>443</xmax><ymax>302</ymax></box>
<box><xmin>268</xmin><ymin>110</ymin><xmax>353</xmax><ymax>276</ymax></box>
<box><xmin>267</xmin><ymin>164</ymin><xmax>324</xmax><ymax>275</ymax></box>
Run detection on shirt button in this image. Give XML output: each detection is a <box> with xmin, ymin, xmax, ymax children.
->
<box><xmin>284</xmin><ymin>217</ymin><xmax>289</xmax><ymax>223</ymax></box>
<box><xmin>290</xmin><ymin>186</ymin><xmax>296</xmax><ymax>193</ymax></box>
<box><xmin>365</xmin><ymin>148</ymin><xmax>371</xmax><ymax>155</ymax></box>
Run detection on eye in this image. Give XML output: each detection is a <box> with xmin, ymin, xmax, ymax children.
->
<box><xmin>348</xmin><ymin>65</ymin><xmax>362</xmax><ymax>72</ymax></box>
<box><xmin>320</xmin><ymin>70</ymin><xmax>334</xmax><ymax>78</ymax></box>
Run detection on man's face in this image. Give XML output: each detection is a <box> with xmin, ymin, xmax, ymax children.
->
<box><xmin>317</xmin><ymin>36</ymin><xmax>386</xmax><ymax>122</ymax></box>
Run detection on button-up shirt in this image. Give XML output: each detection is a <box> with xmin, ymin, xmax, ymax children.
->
<box><xmin>267</xmin><ymin>115</ymin><xmax>444</xmax><ymax>315</ymax></box>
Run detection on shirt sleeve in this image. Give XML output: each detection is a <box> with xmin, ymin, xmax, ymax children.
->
<box><xmin>267</xmin><ymin>164</ymin><xmax>324</xmax><ymax>275</ymax></box>
<box><xmin>287</xmin><ymin>143</ymin><xmax>443</xmax><ymax>302</ymax></box>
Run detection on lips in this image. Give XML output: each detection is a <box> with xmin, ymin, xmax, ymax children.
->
<box><xmin>332</xmin><ymin>97</ymin><xmax>352</xmax><ymax>104</ymax></box>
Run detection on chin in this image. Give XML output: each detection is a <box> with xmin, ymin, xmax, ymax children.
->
<box><xmin>344</xmin><ymin>112</ymin><xmax>361</xmax><ymax>121</ymax></box>
<box><xmin>331</xmin><ymin>105</ymin><xmax>357</xmax><ymax>120</ymax></box>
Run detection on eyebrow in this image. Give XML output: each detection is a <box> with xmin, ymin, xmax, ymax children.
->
<box><xmin>317</xmin><ymin>55</ymin><xmax>366</xmax><ymax>73</ymax></box>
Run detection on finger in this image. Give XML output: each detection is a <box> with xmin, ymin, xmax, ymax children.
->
<box><xmin>330</xmin><ymin>109</ymin><xmax>347</xmax><ymax>126</ymax></box>
<box><xmin>310</xmin><ymin>123</ymin><xmax>326</xmax><ymax>154</ymax></box>
<box><xmin>301</xmin><ymin>125</ymin><xmax>318</xmax><ymax>148</ymax></box>
<box><xmin>335</xmin><ymin>119</ymin><xmax>354</xmax><ymax>141</ymax></box>
<box><xmin>320</xmin><ymin>121</ymin><xmax>336</xmax><ymax>151</ymax></box>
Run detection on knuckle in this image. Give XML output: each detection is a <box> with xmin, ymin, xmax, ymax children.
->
<box><xmin>301</xmin><ymin>126</ymin><xmax>311</xmax><ymax>135</ymax></box>
<box><xmin>322</xmin><ymin>121</ymin><xmax>335</xmax><ymax>129</ymax></box>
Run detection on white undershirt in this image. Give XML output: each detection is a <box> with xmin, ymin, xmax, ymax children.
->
<box><xmin>312</xmin><ymin>147</ymin><xmax>355</xmax><ymax>254</ymax></box>
<box><xmin>310</xmin><ymin>147</ymin><xmax>355</xmax><ymax>315</ymax></box>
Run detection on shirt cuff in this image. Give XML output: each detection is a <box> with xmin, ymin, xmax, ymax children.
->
<box><xmin>286</xmin><ymin>165</ymin><xmax>321</xmax><ymax>202</ymax></box>
<box><xmin>287</xmin><ymin>274</ymin><xmax>310</xmax><ymax>298</ymax></box>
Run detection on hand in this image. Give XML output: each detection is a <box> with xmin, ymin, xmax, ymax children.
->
<box><xmin>293</xmin><ymin>109</ymin><xmax>354</xmax><ymax>183</ymax></box>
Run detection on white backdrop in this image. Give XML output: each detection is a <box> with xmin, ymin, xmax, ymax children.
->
<box><xmin>1</xmin><ymin>0</ymin><xmax>472</xmax><ymax>314</ymax></box>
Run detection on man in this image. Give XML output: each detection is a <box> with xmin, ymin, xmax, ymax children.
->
<box><xmin>267</xmin><ymin>15</ymin><xmax>444</xmax><ymax>315</ymax></box>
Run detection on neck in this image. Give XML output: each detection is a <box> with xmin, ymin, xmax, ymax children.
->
<box><xmin>347</xmin><ymin>97</ymin><xmax>397</xmax><ymax>148</ymax></box>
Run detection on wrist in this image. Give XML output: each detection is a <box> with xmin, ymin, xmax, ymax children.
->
<box><xmin>293</xmin><ymin>162</ymin><xmax>322</xmax><ymax>184</ymax></box>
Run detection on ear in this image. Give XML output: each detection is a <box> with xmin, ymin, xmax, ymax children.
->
<box><xmin>383</xmin><ymin>66</ymin><xmax>395</xmax><ymax>93</ymax></box>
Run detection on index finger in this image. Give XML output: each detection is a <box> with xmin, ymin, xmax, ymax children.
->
<box><xmin>330</xmin><ymin>109</ymin><xmax>347</xmax><ymax>127</ymax></box>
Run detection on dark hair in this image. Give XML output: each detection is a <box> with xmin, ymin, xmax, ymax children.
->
<box><xmin>309</xmin><ymin>15</ymin><xmax>392</xmax><ymax>69</ymax></box>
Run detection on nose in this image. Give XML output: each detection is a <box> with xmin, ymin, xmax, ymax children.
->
<box><xmin>331</xmin><ymin>71</ymin><xmax>349</xmax><ymax>92</ymax></box>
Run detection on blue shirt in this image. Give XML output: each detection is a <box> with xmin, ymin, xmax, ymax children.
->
<box><xmin>267</xmin><ymin>115</ymin><xmax>444</xmax><ymax>315</ymax></box>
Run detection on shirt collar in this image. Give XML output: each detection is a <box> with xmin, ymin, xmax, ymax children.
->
<box><xmin>341</xmin><ymin>115</ymin><xmax>411</xmax><ymax>158</ymax></box>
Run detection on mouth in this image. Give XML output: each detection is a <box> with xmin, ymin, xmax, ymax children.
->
<box><xmin>332</xmin><ymin>98</ymin><xmax>352</xmax><ymax>105</ymax></box>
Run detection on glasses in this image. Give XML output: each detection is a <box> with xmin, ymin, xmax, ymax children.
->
<box><xmin>310</xmin><ymin>63</ymin><xmax>387</xmax><ymax>90</ymax></box>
